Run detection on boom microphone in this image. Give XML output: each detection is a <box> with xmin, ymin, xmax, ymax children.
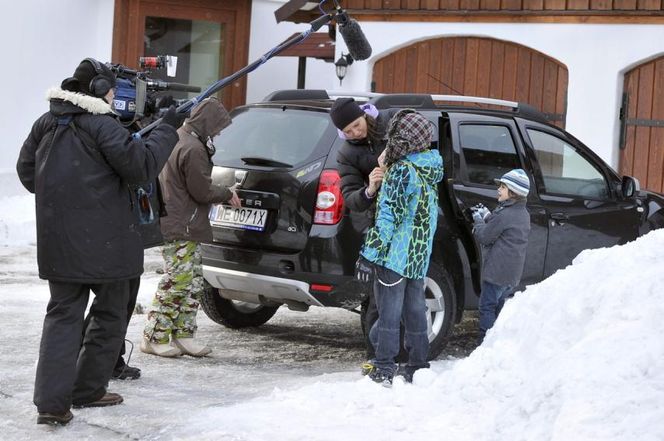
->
<box><xmin>336</xmin><ymin>9</ymin><xmax>372</xmax><ymax>61</ymax></box>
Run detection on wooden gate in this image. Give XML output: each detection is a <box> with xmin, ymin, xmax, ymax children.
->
<box><xmin>372</xmin><ymin>37</ymin><xmax>568</xmax><ymax>127</ymax></box>
<box><xmin>619</xmin><ymin>56</ymin><xmax>664</xmax><ymax>193</ymax></box>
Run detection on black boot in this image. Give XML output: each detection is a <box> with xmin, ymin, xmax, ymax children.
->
<box><xmin>112</xmin><ymin>360</ymin><xmax>141</xmax><ymax>380</ymax></box>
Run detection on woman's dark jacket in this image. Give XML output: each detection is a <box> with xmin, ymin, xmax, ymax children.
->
<box><xmin>16</xmin><ymin>88</ymin><xmax>179</xmax><ymax>283</ymax></box>
<box><xmin>336</xmin><ymin>108</ymin><xmax>399</xmax><ymax>215</ymax></box>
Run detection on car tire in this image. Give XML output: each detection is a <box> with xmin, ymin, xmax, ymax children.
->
<box><xmin>199</xmin><ymin>284</ymin><xmax>279</xmax><ymax>328</ymax></box>
<box><xmin>360</xmin><ymin>262</ymin><xmax>456</xmax><ymax>360</ymax></box>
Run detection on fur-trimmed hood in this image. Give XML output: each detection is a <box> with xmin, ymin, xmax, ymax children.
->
<box><xmin>46</xmin><ymin>87</ymin><xmax>114</xmax><ymax>115</ymax></box>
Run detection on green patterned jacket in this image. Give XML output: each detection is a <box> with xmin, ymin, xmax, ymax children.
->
<box><xmin>360</xmin><ymin>149</ymin><xmax>444</xmax><ymax>279</ymax></box>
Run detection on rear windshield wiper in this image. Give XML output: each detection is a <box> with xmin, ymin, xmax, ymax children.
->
<box><xmin>241</xmin><ymin>157</ymin><xmax>293</xmax><ymax>168</ymax></box>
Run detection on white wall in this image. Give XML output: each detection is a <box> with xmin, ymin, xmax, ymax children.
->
<box><xmin>336</xmin><ymin>22</ymin><xmax>664</xmax><ymax>169</ymax></box>
<box><xmin>246</xmin><ymin>0</ymin><xmax>335</xmax><ymax>104</ymax></box>
<box><xmin>1</xmin><ymin>0</ymin><xmax>114</xmax><ymax>177</ymax></box>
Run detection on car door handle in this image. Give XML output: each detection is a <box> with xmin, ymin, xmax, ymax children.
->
<box><xmin>550</xmin><ymin>212</ymin><xmax>569</xmax><ymax>221</ymax></box>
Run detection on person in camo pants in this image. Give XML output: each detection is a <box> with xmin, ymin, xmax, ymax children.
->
<box><xmin>141</xmin><ymin>97</ymin><xmax>241</xmax><ymax>358</ymax></box>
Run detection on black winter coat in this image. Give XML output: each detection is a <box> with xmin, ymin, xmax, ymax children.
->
<box><xmin>336</xmin><ymin>108</ymin><xmax>398</xmax><ymax>217</ymax></box>
<box><xmin>16</xmin><ymin>88</ymin><xmax>179</xmax><ymax>283</ymax></box>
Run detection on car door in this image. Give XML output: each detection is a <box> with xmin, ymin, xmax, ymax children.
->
<box><xmin>517</xmin><ymin>119</ymin><xmax>642</xmax><ymax>278</ymax></box>
<box><xmin>444</xmin><ymin>113</ymin><xmax>548</xmax><ymax>288</ymax></box>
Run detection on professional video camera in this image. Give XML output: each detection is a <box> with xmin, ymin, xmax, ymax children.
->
<box><xmin>109</xmin><ymin>55</ymin><xmax>201</xmax><ymax>125</ymax></box>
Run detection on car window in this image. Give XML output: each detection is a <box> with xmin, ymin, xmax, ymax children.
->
<box><xmin>212</xmin><ymin>107</ymin><xmax>331</xmax><ymax>168</ymax></box>
<box><xmin>527</xmin><ymin>129</ymin><xmax>609</xmax><ymax>199</ymax></box>
<box><xmin>459</xmin><ymin>124</ymin><xmax>521</xmax><ymax>186</ymax></box>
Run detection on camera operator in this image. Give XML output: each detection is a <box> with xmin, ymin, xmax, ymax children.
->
<box><xmin>16</xmin><ymin>57</ymin><xmax>184</xmax><ymax>426</ymax></box>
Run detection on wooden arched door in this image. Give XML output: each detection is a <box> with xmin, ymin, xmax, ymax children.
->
<box><xmin>619</xmin><ymin>56</ymin><xmax>664</xmax><ymax>193</ymax></box>
<box><xmin>372</xmin><ymin>37</ymin><xmax>568</xmax><ymax>127</ymax></box>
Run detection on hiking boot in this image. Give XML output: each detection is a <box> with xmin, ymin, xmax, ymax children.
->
<box><xmin>36</xmin><ymin>411</ymin><xmax>73</xmax><ymax>426</ymax></box>
<box><xmin>72</xmin><ymin>392</ymin><xmax>123</xmax><ymax>408</ymax></box>
<box><xmin>360</xmin><ymin>361</ymin><xmax>375</xmax><ymax>376</ymax></box>
<box><xmin>171</xmin><ymin>337</ymin><xmax>211</xmax><ymax>357</ymax></box>
<box><xmin>140</xmin><ymin>337</ymin><xmax>182</xmax><ymax>357</ymax></box>
<box><xmin>111</xmin><ymin>364</ymin><xmax>141</xmax><ymax>380</ymax></box>
<box><xmin>368</xmin><ymin>369</ymin><xmax>393</xmax><ymax>387</ymax></box>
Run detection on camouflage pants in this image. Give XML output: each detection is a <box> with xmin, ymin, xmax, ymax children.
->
<box><xmin>143</xmin><ymin>240</ymin><xmax>204</xmax><ymax>344</ymax></box>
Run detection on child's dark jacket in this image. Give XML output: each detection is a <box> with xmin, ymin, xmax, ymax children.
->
<box><xmin>473</xmin><ymin>199</ymin><xmax>530</xmax><ymax>287</ymax></box>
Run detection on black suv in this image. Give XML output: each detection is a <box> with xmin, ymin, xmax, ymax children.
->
<box><xmin>199</xmin><ymin>89</ymin><xmax>664</xmax><ymax>358</ymax></box>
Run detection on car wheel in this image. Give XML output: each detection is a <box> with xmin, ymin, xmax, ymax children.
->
<box><xmin>199</xmin><ymin>284</ymin><xmax>279</xmax><ymax>328</ymax></box>
<box><xmin>360</xmin><ymin>262</ymin><xmax>456</xmax><ymax>360</ymax></box>
<box><xmin>425</xmin><ymin>262</ymin><xmax>456</xmax><ymax>358</ymax></box>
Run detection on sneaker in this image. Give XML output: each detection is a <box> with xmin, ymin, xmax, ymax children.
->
<box><xmin>368</xmin><ymin>369</ymin><xmax>393</xmax><ymax>387</ymax></box>
<box><xmin>111</xmin><ymin>364</ymin><xmax>141</xmax><ymax>380</ymax></box>
<box><xmin>360</xmin><ymin>361</ymin><xmax>375</xmax><ymax>376</ymax></box>
<box><xmin>37</xmin><ymin>411</ymin><xmax>73</xmax><ymax>426</ymax></box>
<box><xmin>140</xmin><ymin>337</ymin><xmax>182</xmax><ymax>357</ymax></box>
<box><xmin>72</xmin><ymin>392</ymin><xmax>123</xmax><ymax>408</ymax></box>
<box><xmin>171</xmin><ymin>337</ymin><xmax>211</xmax><ymax>357</ymax></box>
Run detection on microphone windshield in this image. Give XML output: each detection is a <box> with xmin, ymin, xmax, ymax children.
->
<box><xmin>338</xmin><ymin>18</ymin><xmax>372</xmax><ymax>61</ymax></box>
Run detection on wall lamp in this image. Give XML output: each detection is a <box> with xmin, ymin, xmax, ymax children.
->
<box><xmin>334</xmin><ymin>52</ymin><xmax>354</xmax><ymax>86</ymax></box>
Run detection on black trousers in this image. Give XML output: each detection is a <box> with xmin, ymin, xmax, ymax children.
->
<box><xmin>82</xmin><ymin>277</ymin><xmax>140</xmax><ymax>370</ymax></box>
<box><xmin>33</xmin><ymin>280</ymin><xmax>130</xmax><ymax>414</ymax></box>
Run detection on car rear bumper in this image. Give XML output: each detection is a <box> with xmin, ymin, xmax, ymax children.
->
<box><xmin>202</xmin><ymin>265</ymin><xmax>324</xmax><ymax>308</ymax></box>
<box><xmin>201</xmin><ymin>241</ymin><xmax>365</xmax><ymax>309</ymax></box>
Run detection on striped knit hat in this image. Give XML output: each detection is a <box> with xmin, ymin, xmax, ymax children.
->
<box><xmin>495</xmin><ymin>168</ymin><xmax>530</xmax><ymax>197</ymax></box>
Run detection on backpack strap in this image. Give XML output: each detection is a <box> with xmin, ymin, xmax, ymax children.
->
<box><xmin>66</xmin><ymin>116</ymin><xmax>109</xmax><ymax>166</ymax></box>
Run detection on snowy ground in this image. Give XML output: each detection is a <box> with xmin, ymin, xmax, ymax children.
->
<box><xmin>2</xmin><ymin>173</ymin><xmax>664</xmax><ymax>440</ymax></box>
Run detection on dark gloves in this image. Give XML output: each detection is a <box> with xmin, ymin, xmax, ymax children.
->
<box><xmin>355</xmin><ymin>256</ymin><xmax>374</xmax><ymax>284</ymax></box>
<box><xmin>156</xmin><ymin>95</ymin><xmax>176</xmax><ymax>109</ymax></box>
<box><xmin>161</xmin><ymin>105</ymin><xmax>187</xmax><ymax>129</ymax></box>
<box><xmin>471</xmin><ymin>203</ymin><xmax>490</xmax><ymax>223</ymax></box>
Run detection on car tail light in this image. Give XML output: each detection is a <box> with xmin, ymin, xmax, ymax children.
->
<box><xmin>314</xmin><ymin>169</ymin><xmax>344</xmax><ymax>225</ymax></box>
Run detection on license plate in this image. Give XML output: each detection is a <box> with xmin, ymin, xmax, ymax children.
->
<box><xmin>209</xmin><ymin>205</ymin><xmax>268</xmax><ymax>231</ymax></box>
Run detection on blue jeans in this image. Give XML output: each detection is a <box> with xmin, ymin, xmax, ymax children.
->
<box><xmin>369</xmin><ymin>265</ymin><xmax>428</xmax><ymax>375</ymax></box>
<box><xmin>478</xmin><ymin>281</ymin><xmax>512</xmax><ymax>336</ymax></box>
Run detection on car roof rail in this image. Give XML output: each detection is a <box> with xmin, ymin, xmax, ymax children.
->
<box><xmin>263</xmin><ymin>89</ymin><xmax>330</xmax><ymax>102</ymax></box>
<box><xmin>370</xmin><ymin>93</ymin><xmax>549</xmax><ymax>123</ymax></box>
<box><xmin>326</xmin><ymin>90</ymin><xmax>380</xmax><ymax>100</ymax></box>
<box><xmin>261</xmin><ymin>89</ymin><xmax>549</xmax><ymax>122</ymax></box>
<box><xmin>430</xmin><ymin>94</ymin><xmax>518</xmax><ymax>110</ymax></box>
<box><xmin>371</xmin><ymin>94</ymin><xmax>437</xmax><ymax>109</ymax></box>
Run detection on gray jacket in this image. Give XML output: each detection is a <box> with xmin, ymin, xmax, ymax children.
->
<box><xmin>473</xmin><ymin>199</ymin><xmax>530</xmax><ymax>287</ymax></box>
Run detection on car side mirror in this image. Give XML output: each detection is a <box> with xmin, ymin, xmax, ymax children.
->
<box><xmin>621</xmin><ymin>176</ymin><xmax>640</xmax><ymax>199</ymax></box>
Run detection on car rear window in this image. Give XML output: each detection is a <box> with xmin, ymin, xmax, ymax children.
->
<box><xmin>211</xmin><ymin>107</ymin><xmax>332</xmax><ymax>168</ymax></box>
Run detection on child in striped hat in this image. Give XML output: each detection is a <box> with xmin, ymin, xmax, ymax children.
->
<box><xmin>471</xmin><ymin>168</ymin><xmax>531</xmax><ymax>343</ymax></box>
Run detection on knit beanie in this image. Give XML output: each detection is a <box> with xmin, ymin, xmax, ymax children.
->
<box><xmin>383</xmin><ymin>109</ymin><xmax>434</xmax><ymax>167</ymax></box>
<box><xmin>494</xmin><ymin>168</ymin><xmax>530</xmax><ymax>197</ymax></box>
<box><xmin>330</xmin><ymin>97</ymin><xmax>365</xmax><ymax>130</ymax></box>
<box><xmin>61</xmin><ymin>58</ymin><xmax>116</xmax><ymax>97</ymax></box>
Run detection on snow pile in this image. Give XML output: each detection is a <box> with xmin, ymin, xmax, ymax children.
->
<box><xmin>178</xmin><ymin>230</ymin><xmax>664</xmax><ymax>441</ymax></box>
<box><xmin>0</xmin><ymin>194</ymin><xmax>35</xmax><ymax>247</ymax></box>
<box><xmin>0</xmin><ymin>171</ymin><xmax>35</xmax><ymax>246</ymax></box>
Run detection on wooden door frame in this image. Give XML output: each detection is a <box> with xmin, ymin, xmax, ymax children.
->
<box><xmin>112</xmin><ymin>0</ymin><xmax>251</xmax><ymax>109</ymax></box>
<box><xmin>372</xmin><ymin>36</ymin><xmax>568</xmax><ymax>127</ymax></box>
<box><xmin>619</xmin><ymin>55</ymin><xmax>664</xmax><ymax>193</ymax></box>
